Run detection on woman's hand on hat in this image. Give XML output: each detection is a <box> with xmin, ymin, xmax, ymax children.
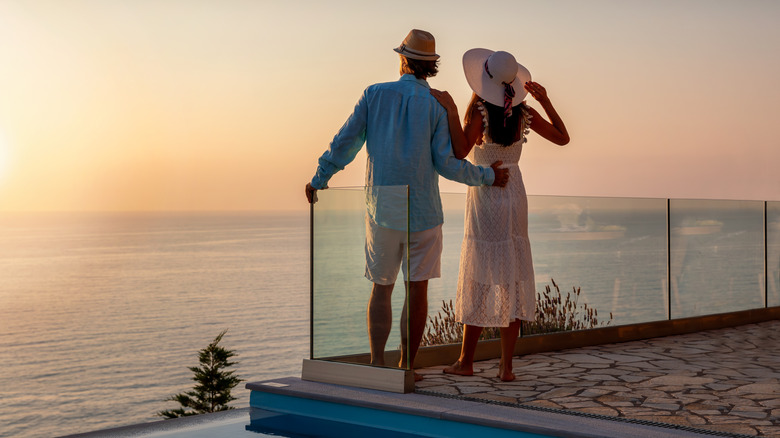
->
<box><xmin>430</xmin><ymin>89</ymin><xmax>458</xmax><ymax>115</ymax></box>
<box><xmin>524</xmin><ymin>81</ymin><xmax>549</xmax><ymax>104</ymax></box>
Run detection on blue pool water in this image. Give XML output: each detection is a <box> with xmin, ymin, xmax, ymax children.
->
<box><xmin>247</xmin><ymin>392</ymin><xmax>551</xmax><ymax>438</ymax></box>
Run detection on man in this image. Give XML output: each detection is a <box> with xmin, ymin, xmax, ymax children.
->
<box><xmin>305</xmin><ymin>29</ymin><xmax>508</xmax><ymax>376</ymax></box>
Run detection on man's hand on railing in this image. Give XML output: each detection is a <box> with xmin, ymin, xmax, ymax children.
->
<box><xmin>490</xmin><ymin>161</ymin><xmax>509</xmax><ymax>187</ymax></box>
<box><xmin>305</xmin><ymin>183</ymin><xmax>318</xmax><ymax>204</ymax></box>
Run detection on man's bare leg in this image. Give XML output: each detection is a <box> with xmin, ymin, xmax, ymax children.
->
<box><xmin>367</xmin><ymin>282</ymin><xmax>394</xmax><ymax>366</ymax></box>
<box><xmin>399</xmin><ymin>280</ymin><xmax>428</xmax><ymax>379</ymax></box>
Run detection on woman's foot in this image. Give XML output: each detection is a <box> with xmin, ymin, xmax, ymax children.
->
<box><xmin>497</xmin><ymin>369</ymin><xmax>516</xmax><ymax>382</ymax></box>
<box><xmin>496</xmin><ymin>358</ymin><xmax>515</xmax><ymax>381</ymax></box>
<box><xmin>443</xmin><ymin>360</ymin><xmax>474</xmax><ymax>376</ymax></box>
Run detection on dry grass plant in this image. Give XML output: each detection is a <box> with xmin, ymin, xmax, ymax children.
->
<box><xmin>421</xmin><ymin>278</ymin><xmax>612</xmax><ymax>346</ymax></box>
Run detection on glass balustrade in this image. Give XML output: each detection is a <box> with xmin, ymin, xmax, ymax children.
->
<box><xmin>421</xmin><ymin>192</ymin><xmax>468</xmax><ymax>347</ymax></box>
<box><xmin>312</xmin><ymin>190</ymin><xmax>778</xmax><ymax>356</ymax></box>
<box><xmin>768</xmin><ymin>202</ymin><xmax>780</xmax><ymax>307</ymax></box>
<box><xmin>527</xmin><ymin>196</ymin><xmax>669</xmax><ymax>331</ymax></box>
<box><xmin>311</xmin><ymin>186</ymin><xmax>409</xmax><ymax>369</ymax></box>
<box><xmin>669</xmin><ymin>199</ymin><xmax>765</xmax><ymax>318</ymax></box>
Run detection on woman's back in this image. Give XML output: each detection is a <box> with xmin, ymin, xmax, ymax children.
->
<box><xmin>469</xmin><ymin>101</ymin><xmax>530</xmax><ymax>168</ymax></box>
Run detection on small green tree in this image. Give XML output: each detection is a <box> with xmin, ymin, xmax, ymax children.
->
<box><xmin>158</xmin><ymin>330</ymin><xmax>242</xmax><ymax>418</ymax></box>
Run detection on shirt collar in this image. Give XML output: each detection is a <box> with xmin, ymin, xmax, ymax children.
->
<box><xmin>399</xmin><ymin>74</ymin><xmax>430</xmax><ymax>89</ymax></box>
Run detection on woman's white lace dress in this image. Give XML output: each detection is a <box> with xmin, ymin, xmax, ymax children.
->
<box><xmin>455</xmin><ymin>102</ymin><xmax>536</xmax><ymax>327</ymax></box>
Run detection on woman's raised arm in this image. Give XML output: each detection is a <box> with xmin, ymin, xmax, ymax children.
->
<box><xmin>524</xmin><ymin>81</ymin><xmax>570</xmax><ymax>146</ymax></box>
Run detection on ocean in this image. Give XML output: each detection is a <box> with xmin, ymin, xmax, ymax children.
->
<box><xmin>1</xmin><ymin>199</ymin><xmax>777</xmax><ymax>438</ymax></box>
<box><xmin>0</xmin><ymin>212</ymin><xmax>310</xmax><ymax>438</ymax></box>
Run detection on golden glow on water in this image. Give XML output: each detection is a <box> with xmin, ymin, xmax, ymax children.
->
<box><xmin>0</xmin><ymin>212</ymin><xmax>309</xmax><ymax>437</ymax></box>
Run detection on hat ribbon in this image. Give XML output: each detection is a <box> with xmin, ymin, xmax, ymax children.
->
<box><xmin>484</xmin><ymin>59</ymin><xmax>516</xmax><ymax>126</ymax></box>
<box><xmin>400</xmin><ymin>44</ymin><xmax>432</xmax><ymax>57</ymax></box>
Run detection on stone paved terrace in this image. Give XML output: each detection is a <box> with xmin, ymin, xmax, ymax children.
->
<box><xmin>416</xmin><ymin>320</ymin><xmax>780</xmax><ymax>437</ymax></box>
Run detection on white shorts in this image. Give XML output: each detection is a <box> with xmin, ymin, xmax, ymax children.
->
<box><xmin>364</xmin><ymin>215</ymin><xmax>442</xmax><ymax>285</ymax></box>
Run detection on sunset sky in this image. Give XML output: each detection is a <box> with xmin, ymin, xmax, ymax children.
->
<box><xmin>1</xmin><ymin>0</ymin><xmax>778</xmax><ymax>211</ymax></box>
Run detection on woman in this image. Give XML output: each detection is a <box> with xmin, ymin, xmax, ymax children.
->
<box><xmin>432</xmin><ymin>49</ymin><xmax>569</xmax><ymax>381</ymax></box>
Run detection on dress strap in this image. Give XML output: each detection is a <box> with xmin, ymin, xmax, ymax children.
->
<box><xmin>475</xmin><ymin>101</ymin><xmax>491</xmax><ymax>144</ymax></box>
<box><xmin>518</xmin><ymin>105</ymin><xmax>532</xmax><ymax>145</ymax></box>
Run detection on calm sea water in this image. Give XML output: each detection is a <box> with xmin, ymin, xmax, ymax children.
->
<box><xmin>0</xmin><ymin>212</ymin><xmax>309</xmax><ymax>438</ymax></box>
<box><xmin>1</xmin><ymin>204</ymin><xmax>776</xmax><ymax>438</ymax></box>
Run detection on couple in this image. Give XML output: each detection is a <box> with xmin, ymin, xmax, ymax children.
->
<box><xmin>305</xmin><ymin>29</ymin><xmax>569</xmax><ymax>381</ymax></box>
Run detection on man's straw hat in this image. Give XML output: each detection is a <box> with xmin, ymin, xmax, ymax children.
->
<box><xmin>393</xmin><ymin>29</ymin><xmax>440</xmax><ymax>61</ymax></box>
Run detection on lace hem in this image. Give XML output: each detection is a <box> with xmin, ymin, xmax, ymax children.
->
<box><xmin>455</xmin><ymin>279</ymin><xmax>536</xmax><ymax>326</ymax></box>
<box><xmin>458</xmin><ymin>234</ymin><xmax>534</xmax><ymax>289</ymax></box>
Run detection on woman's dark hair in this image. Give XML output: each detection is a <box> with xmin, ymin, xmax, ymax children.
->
<box><xmin>481</xmin><ymin>100</ymin><xmax>525</xmax><ymax>147</ymax></box>
<box><xmin>400</xmin><ymin>56</ymin><xmax>439</xmax><ymax>79</ymax></box>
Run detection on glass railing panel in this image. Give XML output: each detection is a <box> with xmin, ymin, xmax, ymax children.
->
<box><xmin>422</xmin><ymin>192</ymin><xmax>466</xmax><ymax>347</ymax></box>
<box><xmin>768</xmin><ymin>202</ymin><xmax>780</xmax><ymax>307</ymax></box>
<box><xmin>669</xmin><ymin>199</ymin><xmax>765</xmax><ymax>318</ymax></box>
<box><xmin>424</xmin><ymin>193</ymin><xmax>669</xmax><ymax>344</ymax></box>
<box><xmin>526</xmin><ymin>196</ymin><xmax>669</xmax><ymax>332</ymax></box>
<box><xmin>311</xmin><ymin>186</ymin><xmax>409</xmax><ymax>369</ymax></box>
<box><xmin>318</xmin><ymin>192</ymin><xmax>776</xmax><ymax>359</ymax></box>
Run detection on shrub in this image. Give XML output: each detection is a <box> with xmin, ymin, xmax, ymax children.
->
<box><xmin>158</xmin><ymin>330</ymin><xmax>242</xmax><ymax>418</ymax></box>
<box><xmin>522</xmin><ymin>278</ymin><xmax>611</xmax><ymax>335</ymax></box>
<box><xmin>421</xmin><ymin>278</ymin><xmax>612</xmax><ymax>346</ymax></box>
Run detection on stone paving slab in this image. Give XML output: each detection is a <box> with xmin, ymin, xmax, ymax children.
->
<box><xmin>417</xmin><ymin>320</ymin><xmax>780</xmax><ymax>437</ymax></box>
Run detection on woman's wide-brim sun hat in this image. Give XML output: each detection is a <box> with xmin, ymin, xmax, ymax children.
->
<box><xmin>463</xmin><ymin>48</ymin><xmax>531</xmax><ymax>107</ymax></box>
<box><xmin>393</xmin><ymin>29</ymin><xmax>440</xmax><ymax>61</ymax></box>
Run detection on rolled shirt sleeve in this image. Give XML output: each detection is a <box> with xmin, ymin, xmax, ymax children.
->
<box><xmin>310</xmin><ymin>91</ymin><xmax>369</xmax><ymax>190</ymax></box>
<box><xmin>430</xmin><ymin>111</ymin><xmax>495</xmax><ymax>186</ymax></box>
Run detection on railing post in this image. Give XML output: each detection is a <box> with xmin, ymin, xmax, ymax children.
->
<box><xmin>309</xmin><ymin>201</ymin><xmax>314</xmax><ymax>360</ymax></box>
<box><xmin>667</xmin><ymin>198</ymin><xmax>671</xmax><ymax>320</ymax></box>
<box><xmin>765</xmin><ymin>201</ymin><xmax>769</xmax><ymax>308</ymax></box>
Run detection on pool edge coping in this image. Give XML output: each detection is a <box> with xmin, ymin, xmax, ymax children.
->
<box><xmin>247</xmin><ymin>377</ymin><xmax>718</xmax><ymax>438</ymax></box>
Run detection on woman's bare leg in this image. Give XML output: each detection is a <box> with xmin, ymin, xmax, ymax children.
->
<box><xmin>498</xmin><ymin>320</ymin><xmax>521</xmax><ymax>381</ymax></box>
<box><xmin>443</xmin><ymin>324</ymin><xmax>483</xmax><ymax>376</ymax></box>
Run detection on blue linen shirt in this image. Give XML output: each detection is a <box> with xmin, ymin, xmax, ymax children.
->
<box><xmin>310</xmin><ymin>74</ymin><xmax>495</xmax><ymax>232</ymax></box>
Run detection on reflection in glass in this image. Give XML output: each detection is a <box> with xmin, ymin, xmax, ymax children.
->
<box><xmin>768</xmin><ymin>202</ymin><xmax>780</xmax><ymax>307</ymax></box>
<box><xmin>421</xmin><ymin>192</ymin><xmax>467</xmax><ymax>347</ymax></box>
<box><xmin>312</xmin><ymin>186</ymin><xmax>409</xmax><ymax>369</ymax></box>
<box><xmin>424</xmin><ymin>194</ymin><xmax>669</xmax><ymax>346</ymax></box>
<box><xmin>669</xmin><ymin>199</ymin><xmax>764</xmax><ymax>318</ymax></box>
<box><xmin>314</xmin><ymin>191</ymin><xmax>776</xmax><ymax>361</ymax></box>
<box><xmin>528</xmin><ymin>196</ymin><xmax>668</xmax><ymax>328</ymax></box>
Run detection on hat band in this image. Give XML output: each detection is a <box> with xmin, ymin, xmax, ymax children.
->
<box><xmin>485</xmin><ymin>60</ymin><xmax>516</xmax><ymax>126</ymax></box>
<box><xmin>502</xmin><ymin>83</ymin><xmax>515</xmax><ymax>126</ymax></box>
<box><xmin>399</xmin><ymin>44</ymin><xmax>435</xmax><ymax>57</ymax></box>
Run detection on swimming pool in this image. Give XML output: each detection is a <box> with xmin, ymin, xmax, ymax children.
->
<box><xmin>71</xmin><ymin>405</ymin><xmax>547</xmax><ymax>438</ymax></box>
<box><xmin>245</xmin><ymin>378</ymin><xmax>719</xmax><ymax>438</ymax></box>
<box><xmin>67</xmin><ymin>377</ymin><xmax>714</xmax><ymax>437</ymax></box>
<box><xmin>68</xmin><ymin>405</ymin><xmax>550</xmax><ymax>438</ymax></box>
<box><xmin>248</xmin><ymin>393</ymin><xmax>549</xmax><ymax>438</ymax></box>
